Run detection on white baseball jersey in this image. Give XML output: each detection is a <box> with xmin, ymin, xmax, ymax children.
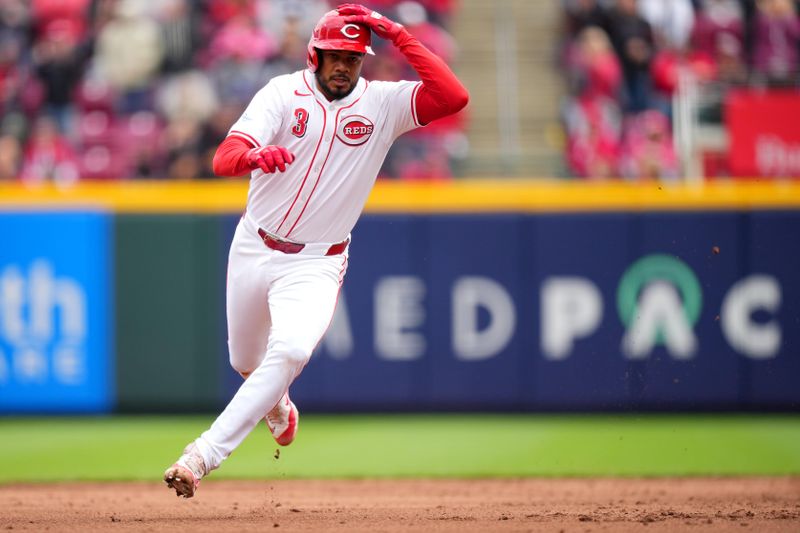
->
<box><xmin>228</xmin><ymin>69</ymin><xmax>423</xmax><ymax>244</ymax></box>
<box><xmin>191</xmin><ymin>69</ymin><xmax>424</xmax><ymax>474</ymax></box>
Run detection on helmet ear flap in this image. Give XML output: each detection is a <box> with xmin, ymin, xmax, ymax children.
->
<box><xmin>307</xmin><ymin>45</ymin><xmax>319</xmax><ymax>72</ymax></box>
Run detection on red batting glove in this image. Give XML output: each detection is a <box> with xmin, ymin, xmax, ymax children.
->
<box><xmin>246</xmin><ymin>145</ymin><xmax>295</xmax><ymax>174</ymax></box>
<box><xmin>335</xmin><ymin>3</ymin><xmax>371</xmax><ymax>16</ymax></box>
<box><xmin>337</xmin><ymin>4</ymin><xmax>406</xmax><ymax>44</ymax></box>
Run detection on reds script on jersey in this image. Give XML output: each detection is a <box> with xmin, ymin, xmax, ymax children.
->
<box><xmin>229</xmin><ymin>71</ymin><xmax>420</xmax><ymax>243</ymax></box>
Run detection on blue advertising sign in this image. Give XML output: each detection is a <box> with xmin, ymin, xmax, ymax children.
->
<box><xmin>221</xmin><ymin>211</ymin><xmax>800</xmax><ymax>411</ymax></box>
<box><xmin>745</xmin><ymin>211</ymin><xmax>800</xmax><ymax>407</ymax></box>
<box><xmin>0</xmin><ymin>212</ymin><xmax>113</xmax><ymax>413</ymax></box>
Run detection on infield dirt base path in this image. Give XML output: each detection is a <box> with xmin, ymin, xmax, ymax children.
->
<box><xmin>1</xmin><ymin>478</ymin><xmax>798</xmax><ymax>532</ymax></box>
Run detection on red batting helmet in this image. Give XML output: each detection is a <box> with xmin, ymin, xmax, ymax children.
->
<box><xmin>307</xmin><ymin>10</ymin><xmax>374</xmax><ymax>72</ymax></box>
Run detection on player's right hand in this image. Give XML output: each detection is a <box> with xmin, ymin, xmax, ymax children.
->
<box><xmin>335</xmin><ymin>3</ymin><xmax>372</xmax><ymax>17</ymax></box>
<box><xmin>246</xmin><ymin>145</ymin><xmax>295</xmax><ymax>174</ymax></box>
<box><xmin>337</xmin><ymin>4</ymin><xmax>405</xmax><ymax>44</ymax></box>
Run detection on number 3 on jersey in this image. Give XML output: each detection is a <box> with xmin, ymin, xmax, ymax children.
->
<box><xmin>291</xmin><ymin>108</ymin><xmax>309</xmax><ymax>138</ymax></box>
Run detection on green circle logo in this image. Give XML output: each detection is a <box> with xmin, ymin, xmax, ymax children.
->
<box><xmin>617</xmin><ymin>254</ymin><xmax>702</xmax><ymax>327</ymax></box>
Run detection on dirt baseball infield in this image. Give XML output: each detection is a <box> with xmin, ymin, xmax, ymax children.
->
<box><xmin>1</xmin><ymin>478</ymin><xmax>798</xmax><ymax>532</ymax></box>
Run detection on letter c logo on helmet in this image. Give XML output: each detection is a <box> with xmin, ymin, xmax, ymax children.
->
<box><xmin>307</xmin><ymin>10</ymin><xmax>374</xmax><ymax>72</ymax></box>
<box><xmin>340</xmin><ymin>24</ymin><xmax>361</xmax><ymax>39</ymax></box>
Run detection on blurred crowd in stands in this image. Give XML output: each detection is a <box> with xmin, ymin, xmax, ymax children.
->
<box><xmin>560</xmin><ymin>0</ymin><xmax>800</xmax><ymax>180</ymax></box>
<box><xmin>0</xmin><ymin>0</ymin><xmax>463</xmax><ymax>185</ymax></box>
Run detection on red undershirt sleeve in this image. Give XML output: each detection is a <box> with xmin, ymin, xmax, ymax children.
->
<box><xmin>394</xmin><ymin>31</ymin><xmax>469</xmax><ymax>126</ymax></box>
<box><xmin>212</xmin><ymin>136</ymin><xmax>255</xmax><ymax>177</ymax></box>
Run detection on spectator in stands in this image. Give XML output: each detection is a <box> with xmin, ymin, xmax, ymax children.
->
<box><xmin>156</xmin><ymin>70</ymin><xmax>219</xmax><ymax>126</ymax></box>
<box><xmin>205</xmin><ymin>0</ymin><xmax>256</xmax><ymax>26</ymax></box>
<box><xmin>382</xmin><ymin>136</ymin><xmax>456</xmax><ymax>179</ymax></box>
<box><xmin>0</xmin><ymin>0</ymin><xmax>31</xmax><ymax>54</ymax></box>
<box><xmin>19</xmin><ymin>115</ymin><xmax>80</xmax><ymax>186</ymax></box>
<box><xmin>155</xmin><ymin>0</ymin><xmax>202</xmax><ymax>74</ymax></box>
<box><xmin>120</xmin><ymin>111</ymin><xmax>165</xmax><ymax>179</ymax></box>
<box><xmin>208</xmin><ymin>12</ymin><xmax>277</xmax><ymax>65</ymax></box>
<box><xmin>364</xmin><ymin>0</ymin><xmax>458</xmax><ymax>27</ymax></box>
<box><xmin>562</xmin><ymin>27</ymin><xmax>623</xmax><ymax>179</ymax></box>
<box><xmin>681</xmin><ymin>1</ymin><xmax>748</xmax><ymax>123</ymax></box>
<box><xmin>712</xmin><ymin>31</ymin><xmax>749</xmax><ymax>86</ymax></box>
<box><xmin>257</xmin><ymin>0</ymin><xmax>329</xmax><ymax>47</ymax></box>
<box><xmin>562</xmin><ymin>0</ymin><xmax>607</xmax><ymax>38</ymax></box>
<box><xmin>0</xmin><ymin>133</ymin><xmax>21</xmax><ymax>180</ymax></box>
<box><xmin>396</xmin><ymin>1</ymin><xmax>456</xmax><ymax>61</ymax></box>
<box><xmin>649</xmin><ymin>35</ymin><xmax>717</xmax><ymax>117</ymax></box>
<box><xmin>564</xmin><ymin>96</ymin><xmax>622</xmax><ymax>179</ymax></box>
<box><xmin>207</xmin><ymin>12</ymin><xmax>278</xmax><ymax>106</ymax></box>
<box><xmin>638</xmin><ymin>0</ymin><xmax>695</xmax><ymax>50</ymax></box>
<box><xmin>0</xmin><ymin>32</ymin><xmax>32</xmax><ymax>117</ymax></box>
<box><xmin>604</xmin><ymin>0</ymin><xmax>656</xmax><ymax>112</ymax></box>
<box><xmin>750</xmin><ymin>0</ymin><xmax>800</xmax><ymax>86</ymax></box>
<box><xmin>568</xmin><ymin>25</ymin><xmax>623</xmax><ymax>100</ymax></box>
<box><xmin>419</xmin><ymin>0</ymin><xmax>458</xmax><ymax>27</ymax></box>
<box><xmin>691</xmin><ymin>0</ymin><xmax>745</xmax><ymax>60</ymax></box>
<box><xmin>93</xmin><ymin>0</ymin><xmax>164</xmax><ymax>112</ymax></box>
<box><xmin>163</xmin><ymin>116</ymin><xmax>202</xmax><ymax>180</ymax></box>
<box><xmin>155</xmin><ymin>69</ymin><xmax>219</xmax><ymax>181</ymax></box>
<box><xmin>30</xmin><ymin>0</ymin><xmax>90</xmax><ymax>42</ymax></box>
<box><xmin>619</xmin><ymin>109</ymin><xmax>679</xmax><ymax>181</ymax></box>
<box><xmin>265</xmin><ymin>14</ymin><xmax>313</xmax><ymax>75</ymax></box>
<box><xmin>1</xmin><ymin>0</ymin><xmax>465</xmax><ymax>182</ymax></box>
<box><xmin>86</xmin><ymin>0</ymin><xmax>117</xmax><ymax>36</ymax></box>
<box><xmin>31</xmin><ymin>19</ymin><xmax>90</xmax><ymax>134</ymax></box>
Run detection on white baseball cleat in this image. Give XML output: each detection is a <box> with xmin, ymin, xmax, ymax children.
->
<box><xmin>266</xmin><ymin>394</ymin><xmax>299</xmax><ymax>446</ymax></box>
<box><xmin>164</xmin><ymin>442</ymin><xmax>208</xmax><ymax>498</ymax></box>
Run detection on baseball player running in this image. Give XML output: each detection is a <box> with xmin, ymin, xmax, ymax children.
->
<box><xmin>164</xmin><ymin>3</ymin><xmax>468</xmax><ymax>498</ymax></box>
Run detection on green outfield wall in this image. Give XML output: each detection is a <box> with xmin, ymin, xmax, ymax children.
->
<box><xmin>114</xmin><ymin>215</ymin><xmax>227</xmax><ymax>411</ymax></box>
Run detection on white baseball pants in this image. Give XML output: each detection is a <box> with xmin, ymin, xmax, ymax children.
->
<box><xmin>194</xmin><ymin>216</ymin><xmax>347</xmax><ymax>471</ymax></box>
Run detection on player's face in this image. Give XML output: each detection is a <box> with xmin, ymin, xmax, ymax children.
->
<box><xmin>315</xmin><ymin>50</ymin><xmax>364</xmax><ymax>100</ymax></box>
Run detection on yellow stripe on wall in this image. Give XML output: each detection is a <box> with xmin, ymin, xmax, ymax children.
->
<box><xmin>1</xmin><ymin>179</ymin><xmax>799</xmax><ymax>213</ymax></box>
<box><xmin>0</xmin><ymin>181</ymin><xmax>249</xmax><ymax>214</ymax></box>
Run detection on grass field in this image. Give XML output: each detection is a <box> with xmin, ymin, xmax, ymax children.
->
<box><xmin>1</xmin><ymin>414</ymin><xmax>799</xmax><ymax>483</ymax></box>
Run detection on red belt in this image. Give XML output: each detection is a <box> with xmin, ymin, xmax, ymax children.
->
<box><xmin>258</xmin><ymin>228</ymin><xmax>348</xmax><ymax>256</ymax></box>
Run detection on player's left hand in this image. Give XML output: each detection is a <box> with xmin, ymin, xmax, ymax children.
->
<box><xmin>337</xmin><ymin>4</ymin><xmax>405</xmax><ymax>44</ymax></box>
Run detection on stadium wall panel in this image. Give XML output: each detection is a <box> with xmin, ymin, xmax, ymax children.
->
<box><xmin>294</xmin><ymin>211</ymin><xmax>799</xmax><ymax>411</ymax></box>
<box><xmin>114</xmin><ymin>215</ymin><xmax>227</xmax><ymax>412</ymax></box>
<box><xmin>0</xmin><ymin>212</ymin><xmax>113</xmax><ymax>413</ymax></box>
<box><xmin>1</xmin><ymin>181</ymin><xmax>798</xmax><ymax>412</ymax></box>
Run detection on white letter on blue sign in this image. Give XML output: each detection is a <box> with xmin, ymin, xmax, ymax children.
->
<box><xmin>0</xmin><ymin>265</ymin><xmax>25</xmax><ymax>342</ymax></box>
<box><xmin>721</xmin><ymin>275</ymin><xmax>781</xmax><ymax>359</ymax></box>
<box><xmin>452</xmin><ymin>276</ymin><xmax>515</xmax><ymax>361</ymax></box>
<box><xmin>621</xmin><ymin>281</ymin><xmax>697</xmax><ymax>360</ymax></box>
<box><xmin>374</xmin><ymin>276</ymin><xmax>426</xmax><ymax>361</ymax></box>
<box><xmin>541</xmin><ymin>277</ymin><xmax>602</xmax><ymax>360</ymax></box>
